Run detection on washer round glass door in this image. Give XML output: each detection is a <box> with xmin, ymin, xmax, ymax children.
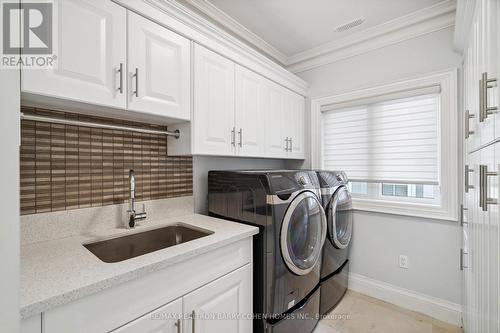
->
<box><xmin>280</xmin><ymin>191</ymin><xmax>327</xmax><ymax>275</ymax></box>
<box><xmin>328</xmin><ymin>186</ymin><xmax>353</xmax><ymax>249</ymax></box>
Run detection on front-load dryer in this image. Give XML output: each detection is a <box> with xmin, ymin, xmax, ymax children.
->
<box><xmin>208</xmin><ymin>170</ymin><xmax>327</xmax><ymax>333</ymax></box>
<box><xmin>316</xmin><ymin>170</ymin><xmax>353</xmax><ymax>315</ymax></box>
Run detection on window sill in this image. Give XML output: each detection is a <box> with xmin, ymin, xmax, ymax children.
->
<box><xmin>352</xmin><ymin>198</ymin><xmax>458</xmax><ymax>222</ymax></box>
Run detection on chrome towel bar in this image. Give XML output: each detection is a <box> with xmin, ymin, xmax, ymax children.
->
<box><xmin>20</xmin><ymin>112</ymin><xmax>180</xmax><ymax>139</ymax></box>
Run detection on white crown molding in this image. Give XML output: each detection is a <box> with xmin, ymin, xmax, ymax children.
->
<box><xmin>183</xmin><ymin>0</ymin><xmax>457</xmax><ymax>74</ymax></box>
<box><xmin>180</xmin><ymin>0</ymin><xmax>288</xmax><ymax>64</ymax></box>
<box><xmin>453</xmin><ymin>0</ymin><xmax>476</xmax><ymax>53</ymax></box>
<box><xmin>113</xmin><ymin>0</ymin><xmax>308</xmax><ymax>95</ymax></box>
<box><xmin>349</xmin><ymin>272</ymin><xmax>462</xmax><ymax>326</ymax></box>
<box><xmin>286</xmin><ymin>0</ymin><xmax>457</xmax><ymax>73</ymax></box>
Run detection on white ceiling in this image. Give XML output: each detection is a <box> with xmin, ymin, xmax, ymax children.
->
<box><xmin>205</xmin><ymin>0</ymin><xmax>445</xmax><ymax>56</ymax></box>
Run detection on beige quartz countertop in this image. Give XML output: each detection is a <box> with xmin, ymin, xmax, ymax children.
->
<box><xmin>20</xmin><ymin>213</ymin><xmax>258</xmax><ymax>319</ymax></box>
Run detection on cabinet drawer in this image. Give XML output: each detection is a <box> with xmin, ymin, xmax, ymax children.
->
<box><xmin>44</xmin><ymin>238</ymin><xmax>251</xmax><ymax>333</ymax></box>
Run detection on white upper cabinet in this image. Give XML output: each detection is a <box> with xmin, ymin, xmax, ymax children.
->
<box><xmin>182</xmin><ymin>264</ymin><xmax>252</xmax><ymax>333</ymax></box>
<box><xmin>169</xmin><ymin>44</ymin><xmax>306</xmax><ymax>159</ymax></box>
<box><xmin>22</xmin><ymin>0</ymin><xmax>127</xmax><ymax>109</ymax></box>
<box><xmin>483</xmin><ymin>0</ymin><xmax>499</xmax><ymax>141</ymax></box>
<box><xmin>264</xmin><ymin>82</ymin><xmax>287</xmax><ymax>158</ymax></box>
<box><xmin>193</xmin><ymin>44</ymin><xmax>235</xmax><ymax>156</ymax></box>
<box><xmin>286</xmin><ymin>92</ymin><xmax>306</xmax><ymax>159</ymax></box>
<box><xmin>127</xmin><ymin>11</ymin><xmax>191</xmax><ymax>120</ymax></box>
<box><xmin>463</xmin><ymin>0</ymin><xmax>500</xmax><ymax>152</ymax></box>
<box><xmin>235</xmin><ymin>65</ymin><xmax>266</xmax><ymax>157</ymax></box>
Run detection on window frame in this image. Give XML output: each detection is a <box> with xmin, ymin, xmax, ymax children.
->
<box><xmin>310</xmin><ymin>69</ymin><xmax>458</xmax><ymax>221</ymax></box>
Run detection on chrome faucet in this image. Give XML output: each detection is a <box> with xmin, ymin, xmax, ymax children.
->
<box><xmin>127</xmin><ymin>169</ymin><xmax>146</xmax><ymax>228</ymax></box>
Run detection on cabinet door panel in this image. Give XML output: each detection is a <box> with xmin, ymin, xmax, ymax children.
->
<box><xmin>183</xmin><ymin>264</ymin><xmax>252</xmax><ymax>333</ymax></box>
<box><xmin>128</xmin><ymin>12</ymin><xmax>190</xmax><ymax>120</ymax></box>
<box><xmin>112</xmin><ymin>298</ymin><xmax>182</xmax><ymax>333</ymax></box>
<box><xmin>476</xmin><ymin>2</ymin><xmax>495</xmax><ymax>146</ymax></box>
<box><xmin>486</xmin><ymin>144</ymin><xmax>499</xmax><ymax>333</ymax></box>
<box><xmin>22</xmin><ymin>0</ymin><xmax>126</xmax><ymax>108</ymax></box>
<box><xmin>287</xmin><ymin>92</ymin><xmax>305</xmax><ymax>159</ymax></box>
<box><xmin>193</xmin><ymin>45</ymin><xmax>235</xmax><ymax>156</ymax></box>
<box><xmin>21</xmin><ymin>315</ymin><xmax>41</xmax><ymax>333</ymax></box>
<box><xmin>484</xmin><ymin>0</ymin><xmax>500</xmax><ymax>141</ymax></box>
<box><xmin>235</xmin><ymin>65</ymin><xmax>265</xmax><ymax>157</ymax></box>
<box><xmin>265</xmin><ymin>82</ymin><xmax>286</xmax><ymax>158</ymax></box>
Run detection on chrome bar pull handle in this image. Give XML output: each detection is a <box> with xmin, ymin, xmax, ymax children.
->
<box><xmin>465</xmin><ymin>110</ymin><xmax>475</xmax><ymax>139</ymax></box>
<box><xmin>231</xmin><ymin>127</ymin><xmax>236</xmax><ymax>146</ymax></box>
<box><xmin>289</xmin><ymin>137</ymin><xmax>293</xmax><ymax>152</ymax></box>
<box><xmin>133</xmin><ymin>68</ymin><xmax>139</xmax><ymax>97</ymax></box>
<box><xmin>238</xmin><ymin>128</ymin><xmax>242</xmax><ymax>147</ymax></box>
<box><xmin>117</xmin><ymin>63</ymin><xmax>124</xmax><ymax>94</ymax></box>
<box><xmin>465</xmin><ymin>165</ymin><xmax>474</xmax><ymax>193</ymax></box>
<box><xmin>191</xmin><ymin>310</ymin><xmax>196</xmax><ymax>333</ymax></box>
<box><xmin>284</xmin><ymin>137</ymin><xmax>289</xmax><ymax>151</ymax></box>
<box><xmin>175</xmin><ymin>318</ymin><xmax>181</xmax><ymax>333</ymax></box>
<box><xmin>479</xmin><ymin>165</ymin><xmax>498</xmax><ymax>211</ymax></box>
<box><xmin>460</xmin><ymin>204</ymin><xmax>468</xmax><ymax>226</ymax></box>
<box><xmin>479</xmin><ymin>72</ymin><xmax>498</xmax><ymax>121</ymax></box>
<box><xmin>460</xmin><ymin>248</ymin><xmax>468</xmax><ymax>270</ymax></box>
<box><xmin>480</xmin><ymin>77</ymin><xmax>485</xmax><ymax>122</ymax></box>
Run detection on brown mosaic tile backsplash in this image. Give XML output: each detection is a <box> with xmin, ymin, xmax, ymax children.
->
<box><xmin>20</xmin><ymin>106</ymin><xmax>193</xmax><ymax>215</ymax></box>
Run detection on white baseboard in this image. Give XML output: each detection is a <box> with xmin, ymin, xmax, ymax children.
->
<box><xmin>348</xmin><ymin>272</ymin><xmax>462</xmax><ymax>327</ymax></box>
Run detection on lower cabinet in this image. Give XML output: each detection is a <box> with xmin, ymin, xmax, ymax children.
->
<box><xmin>183</xmin><ymin>263</ymin><xmax>252</xmax><ymax>333</ymax></box>
<box><xmin>111</xmin><ymin>264</ymin><xmax>252</xmax><ymax>333</ymax></box>
<box><xmin>27</xmin><ymin>238</ymin><xmax>252</xmax><ymax>333</ymax></box>
<box><xmin>112</xmin><ymin>298</ymin><xmax>182</xmax><ymax>333</ymax></box>
<box><xmin>21</xmin><ymin>315</ymin><xmax>41</xmax><ymax>333</ymax></box>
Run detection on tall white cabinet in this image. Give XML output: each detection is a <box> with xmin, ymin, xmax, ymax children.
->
<box><xmin>461</xmin><ymin>0</ymin><xmax>500</xmax><ymax>332</ymax></box>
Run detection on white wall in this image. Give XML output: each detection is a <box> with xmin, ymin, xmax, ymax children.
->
<box><xmin>0</xmin><ymin>69</ymin><xmax>21</xmax><ymax>329</ymax></box>
<box><xmin>297</xmin><ymin>27</ymin><xmax>463</xmax><ymax>305</ymax></box>
<box><xmin>193</xmin><ymin>156</ymin><xmax>286</xmax><ymax>213</ymax></box>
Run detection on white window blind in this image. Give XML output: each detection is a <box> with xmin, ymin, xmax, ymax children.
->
<box><xmin>322</xmin><ymin>93</ymin><xmax>440</xmax><ymax>185</ymax></box>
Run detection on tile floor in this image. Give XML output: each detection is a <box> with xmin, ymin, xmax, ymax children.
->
<box><xmin>313</xmin><ymin>291</ymin><xmax>463</xmax><ymax>333</ymax></box>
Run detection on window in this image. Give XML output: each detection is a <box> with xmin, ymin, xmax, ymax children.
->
<box><xmin>312</xmin><ymin>70</ymin><xmax>458</xmax><ymax>221</ymax></box>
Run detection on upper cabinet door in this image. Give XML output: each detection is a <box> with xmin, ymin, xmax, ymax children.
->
<box><xmin>193</xmin><ymin>44</ymin><xmax>235</xmax><ymax>156</ymax></box>
<box><xmin>183</xmin><ymin>264</ymin><xmax>252</xmax><ymax>333</ymax></box>
<box><xmin>265</xmin><ymin>82</ymin><xmax>287</xmax><ymax>158</ymax></box>
<box><xmin>287</xmin><ymin>92</ymin><xmax>305</xmax><ymax>159</ymax></box>
<box><xmin>127</xmin><ymin>12</ymin><xmax>190</xmax><ymax>120</ymax></box>
<box><xmin>235</xmin><ymin>65</ymin><xmax>266</xmax><ymax>157</ymax></box>
<box><xmin>483</xmin><ymin>0</ymin><xmax>500</xmax><ymax>141</ymax></box>
<box><xmin>22</xmin><ymin>0</ymin><xmax>127</xmax><ymax>108</ymax></box>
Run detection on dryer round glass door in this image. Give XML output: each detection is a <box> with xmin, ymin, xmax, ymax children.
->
<box><xmin>280</xmin><ymin>191</ymin><xmax>327</xmax><ymax>276</ymax></box>
<box><xmin>328</xmin><ymin>186</ymin><xmax>353</xmax><ymax>249</ymax></box>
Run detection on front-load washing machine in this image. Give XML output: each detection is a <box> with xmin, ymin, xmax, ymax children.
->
<box><xmin>208</xmin><ymin>170</ymin><xmax>327</xmax><ymax>333</ymax></box>
<box><xmin>316</xmin><ymin>171</ymin><xmax>353</xmax><ymax>315</ymax></box>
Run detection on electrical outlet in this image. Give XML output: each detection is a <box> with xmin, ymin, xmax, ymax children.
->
<box><xmin>399</xmin><ymin>255</ymin><xmax>409</xmax><ymax>269</ymax></box>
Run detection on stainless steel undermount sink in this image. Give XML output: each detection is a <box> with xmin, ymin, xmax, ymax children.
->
<box><xmin>83</xmin><ymin>224</ymin><xmax>214</xmax><ymax>263</ymax></box>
